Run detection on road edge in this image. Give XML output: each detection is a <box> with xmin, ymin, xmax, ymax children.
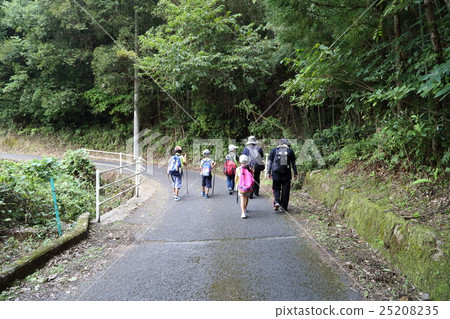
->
<box><xmin>0</xmin><ymin>213</ymin><xmax>90</xmax><ymax>292</ymax></box>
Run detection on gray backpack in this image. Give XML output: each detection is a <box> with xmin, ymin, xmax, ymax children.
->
<box><xmin>272</xmin><ymin>147</ymin><xmax>289</xmax><ymax>174</ymax></box>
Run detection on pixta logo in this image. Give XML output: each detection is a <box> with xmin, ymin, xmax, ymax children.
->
<box><xmin>127</xmin><ymin>131</ymin><xmax>325</xmax><ymax>175</ymax></box>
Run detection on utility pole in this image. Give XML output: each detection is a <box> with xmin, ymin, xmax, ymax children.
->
<box><xmin>133</xmin><ymin>3</ymin><xmax>140</xmax><ymax>160</ymax></box>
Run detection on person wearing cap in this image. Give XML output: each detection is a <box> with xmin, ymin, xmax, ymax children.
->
<box><xmin>242</xmin><ymin>136</ymin><xmax>264</xmax><ymax>198</ymax></box>
<box><xmin>200</xmin><ymin>149</ymin><xmax>216</xmax><ymax>199</ymax></box>
<box><xmin>167</xmin><ymin>146</ymin><xmax>186</xmax><ymax>201</ymax></box>
<box><xmin>235</xmin><ymin>154</ymin><xmax>254</xmax><ymax>219</ymax></box>
<box><xmin>267</xmin><ymin>138</ymin><xmax>298</xmax><ymax>212</ymax></box>
<box><xmin>224</xmin><ymin>144</ymin><xmax>239</xmax><ymax>195</ymax></box>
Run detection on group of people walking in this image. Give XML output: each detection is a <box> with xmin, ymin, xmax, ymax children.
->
<box><xmin>167</xmin><ymin>136</ymin><xmax>298</xmax><ymax>219</ymax></box>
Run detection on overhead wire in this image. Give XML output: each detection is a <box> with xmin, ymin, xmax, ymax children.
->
<box><xmin>69</xmin><ymin>0</ymin><xmax>199</xmax><ymax>125</ymax></box>
<box><xmin>70</xmin><ymin>0</ymin><xmax>386</xmax><ymax>299</ymax></box>
<box><xmin>254</xmin><ymin>0</ymin><xmax>381</xmax><ymax>124</ymax></box>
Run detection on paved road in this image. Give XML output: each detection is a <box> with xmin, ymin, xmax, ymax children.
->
<box><xmin>1</xmin><ymin>153</ymin><xmax>360</xmax><ymax>300</ymax></box>
<box><xmin>77</xmin><ymin>166</ymin><xmax>359</xmax><ymax>301</ymax></box>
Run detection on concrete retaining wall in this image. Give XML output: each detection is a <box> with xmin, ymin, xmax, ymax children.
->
<box><xmin>0</xmin><ymin>212</ymin><xmax>90</xmax><ymax>292</ymax></box>
<box><xmin>304</xmin><ymin>170</ymin><xmax>449</xmax><ymax>300</ymax></box>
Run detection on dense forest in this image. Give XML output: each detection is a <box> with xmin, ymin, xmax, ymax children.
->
<box><xmin>0</xmin><ymin>0</ymin><xmax>448</xmax><ymax>173</ymax></box>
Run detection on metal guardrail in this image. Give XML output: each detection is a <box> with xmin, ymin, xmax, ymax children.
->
<box><xmin>82</xmin><ymin>149</ymin><xmax>146</xmax><ymax>222</ymax></box>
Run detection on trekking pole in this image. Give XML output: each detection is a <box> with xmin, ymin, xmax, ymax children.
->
<box><xmin>236</xmin><ymin>169</ymin><xmax>240</xmax><ymax>204</ymax></box>
<box><xmin>212</xmin><ymin>168</ymin><xmax>216</xmax><ymax>195</ymax></box>
<box><xmin>185</xmin><ymin>165</ymin><xmax>189</xmax><ymax>194</ymax></box>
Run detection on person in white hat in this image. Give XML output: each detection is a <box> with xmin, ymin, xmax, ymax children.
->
<box><xmin>235</xmin><ymin>154</ymin><xmax>254</xmax><ymax>219</ymax></box>
<box><xmin>242</xmin><ymin>136</ymin><xmax>264</xmax><ymax>198</ymax></box>
<box><xmin>223</xmin><ymin>144</ymin><xmax>239</xmax><ymax>195</ymax></box>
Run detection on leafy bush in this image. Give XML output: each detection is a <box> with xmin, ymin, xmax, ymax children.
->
<box><xmin>313</xmin><ymin>124</ymin><xmax>375</xmax><ymax>167</ymax></box>
<box><xmin>0</xmin><ymin>151</ymin><xmax>95</xmax><ymax>229</ymax></box>
<box><xmin>60</xmin><ymin>149</ymin><xmax>95</xmax><ymax>184</ymax></box>
<box><xmin>374</xmin><ymin>113</ymin><xmax>446</xmax><ymax>171</ymax></box>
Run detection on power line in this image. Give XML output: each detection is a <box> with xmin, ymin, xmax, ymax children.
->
<box><xmin>254</xmin><ymin>0</ymin><xmax>380</xmax><ymax>124</ymax></box>
<box><xmin>69</xmin><ymin>0</ymin><xmax>199</xmax><ymax>125</ymax></box>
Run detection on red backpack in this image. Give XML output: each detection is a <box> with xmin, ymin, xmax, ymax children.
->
<box><xmin>223</xmin><ymin>154</ymin><xmax>237</xmax><ymax>176</ymax></box>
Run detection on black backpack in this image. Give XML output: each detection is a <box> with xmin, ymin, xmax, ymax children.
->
<box><xmin>272</xmin><ymin>147</ymin><xmax>290</xmax><ymax>175</ymax></box>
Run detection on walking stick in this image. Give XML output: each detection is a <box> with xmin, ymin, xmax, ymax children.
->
<box><xmin>212</xmin><ymin>168</ymin><xmax>216</xmax><ymax>195</ymax></box>
<box><xmin>185</xmin><ymin>165</ymin><xmax>189</xmax><ymax>194</ymax></box>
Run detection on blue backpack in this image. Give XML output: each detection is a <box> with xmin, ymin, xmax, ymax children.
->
<box><xmin>201</xmin><ymin>159</ymin><xmax>213</xmax><ymax>176</ymax></box>
<box><xmin>168</xmin><ymin>155</ymin><xmax>182</xmax><ymax>176</ymax></box>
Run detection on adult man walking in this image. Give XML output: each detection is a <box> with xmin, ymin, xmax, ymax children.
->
<box><xmin>242</xmin><ymin>136</ymin><xmax>264</xmax><ymax>198</ymax></box>
<box><xmin>268</xmin><ymin>138</ymin><xmax>298</xmax><ymax>212</ymax></box>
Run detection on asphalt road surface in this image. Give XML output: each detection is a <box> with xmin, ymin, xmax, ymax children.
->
<box><xmin>1</xmin><ymin>153</ymin><xmax>360</xmax><ymax>301</ymax></box>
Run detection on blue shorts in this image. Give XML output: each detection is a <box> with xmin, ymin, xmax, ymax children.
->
<box><xmin>171</xmin><ymin>175</ymin><xmax>182</xmax><ymax>189</ymax></box>
<box><xmin>201</xmin><ymin>175</ymin><xmax>212</xmax><ymax>188</ymax></box>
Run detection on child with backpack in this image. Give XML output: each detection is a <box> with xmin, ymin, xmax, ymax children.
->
<box><xmin>200</xmin><ymin>149</ymin><xmax>216</xmax><ymax>199</ymax></box>
<box><xmin>235</xmin><ymin>154</ymin><xmax>254</xmax><ymax>219</ymax></box>
<box><xmin>223</xmin><ymin>144</ymin><xmax>239</xmax><ymax>195</ymax></box>
<box><xmin>167</xmin><ymin>146</ymin><xmax>186</xmax><ymax>201</ymax></box>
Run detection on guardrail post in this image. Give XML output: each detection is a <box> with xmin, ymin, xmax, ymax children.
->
<box><xmin>119</xmin><ymin>153</ymin><xmax>123</xmax><ymax>175</ymax></box>
<box><xmin>135</xmin><ymin>159</ymin><xmax>140</xmax><ymax>197</ymax></box>
<box><xmin>96</xmin><ymin>169</ymin><xmax>100</xmax><ymax>222</ymax></box>
<box><xmin>265</xmin><ymin>153</ymin><xmax>269</xmax><ymax>178</ymax></box>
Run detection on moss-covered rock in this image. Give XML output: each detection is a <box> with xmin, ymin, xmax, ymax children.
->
<box><xmin>304</xmin><ymin>170</ymin><xmax>449</xmax><ymax>300</ymax></box>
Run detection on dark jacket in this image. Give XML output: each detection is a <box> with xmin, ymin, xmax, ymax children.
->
<box><xmin>268</xmin><ymin>145</ymin><xmax>297</xmax><ymax>181</ymax></box>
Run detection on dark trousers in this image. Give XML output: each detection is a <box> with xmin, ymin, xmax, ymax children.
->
<box><xmin>226</xmin><ymin>175</ymin><xmax>235</xmax><ymax>190</ymax></box>
<box><xmin>251</xmin><ymin>169</ymin><xmax>262</xmax><ymax>196</ymax></box>
<box><xmin>272</xmin><ymin>179</ymin><xmax>291</xmax><ymax>211</ymax></box>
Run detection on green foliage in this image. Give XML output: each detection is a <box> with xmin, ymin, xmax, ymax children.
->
<box><xmin>374</xmin><ymin>113</ymin><xmax>446</xmax><ymax>170</ymax></box>
<box><xmin>418</xmin><ymin>60</ymin><xmax>450</xmax><ymax>101</ymax></box>
<box><xmin>313</xmin><ymin>124</ymin><xmax>375</xmax><ymax>167</ymax></box>
<box><xmin>139</xmin><ymin>0</ymin><xmax>275</xmax><ymax>137</ymax></box>
<box><xmin>60</xmin><ymin>149</ymin><xmax>96</xmax><ymax>184</ymax></box>
<box><xmin>273</xmin><ymin>0</ymin><xmax>449</xmax><ymax>172</ymax></box>
<box><xmin>312</xmin><ymin>112</ymin><xmax>448</xmax><ymax>174</ymax></box>
<box><xmin>0</xmin><ymin>0</ymin><xmax>448</xmax><ymax>175</ymax></box>
<box><xmin>0</xmin><ymin>151</ymin><xmax>95</xmax><ymax>228</ymax></box>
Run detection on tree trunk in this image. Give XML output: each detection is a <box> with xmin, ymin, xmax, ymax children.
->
<box><xmin>444</xmin><ymin>0</ymin><xmax>450</xmax><ymax>11</ymax></box>
<box><xmin>424</xmin><ymin>0</ymin><xmax>444</xmax><ymax>64</ymax></box>
<box><xmin>424</xmin><ymin>0</ymin><xmax>445</xmax><ymax>114</ymax></box>
<box><xmin>317</xmin><ymin>105</ymin><xmax>322</xmax><ymax>131</ymax></box>
<box><xmin>394</xmin><ymin>13</ymin><xmax>403</xmax><ymax>114</ymax></box>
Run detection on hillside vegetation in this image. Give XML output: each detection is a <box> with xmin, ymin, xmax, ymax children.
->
<box><xmin>1</xmin><ymin>0</ymin><xmax>448</xmax><ymax>301</ymax></box>
<box><xmin>0</xmin><ymin>1</ymin><xmax>447</xmax><ymax>177</ymax></box>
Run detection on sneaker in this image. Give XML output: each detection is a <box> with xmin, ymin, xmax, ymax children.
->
<box><xmin>274</xmin><ymin>203</ymin><xmax>280</xmax><ymax>211</ymax></box>
<box><xmin>174</xmin><ymin>196</ymin><xmax>180</xmax><ymax>201</ymax></box>
<box><xmin>244</xmin><ymin>209</ymin><xmax>248</xmax><ymax>214</ymax></box>
<box><xmin>205</xmin><ymin>194</ymin><xmax>210</xmax><ymax>199</ymax></box>
<box><xmin>201</xmin><ymin>191</ymin><xmax>205</xmax><ymax>197</ymax></box>
<box><xmin>241</xmin><ymin>212</ymin><xmax>247</xmax><ymax>219</ymax></box>
<box><xmin>229</xmin><ymin>189</ymin><xmax>233</xmax><ymax>195</ymax></box>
